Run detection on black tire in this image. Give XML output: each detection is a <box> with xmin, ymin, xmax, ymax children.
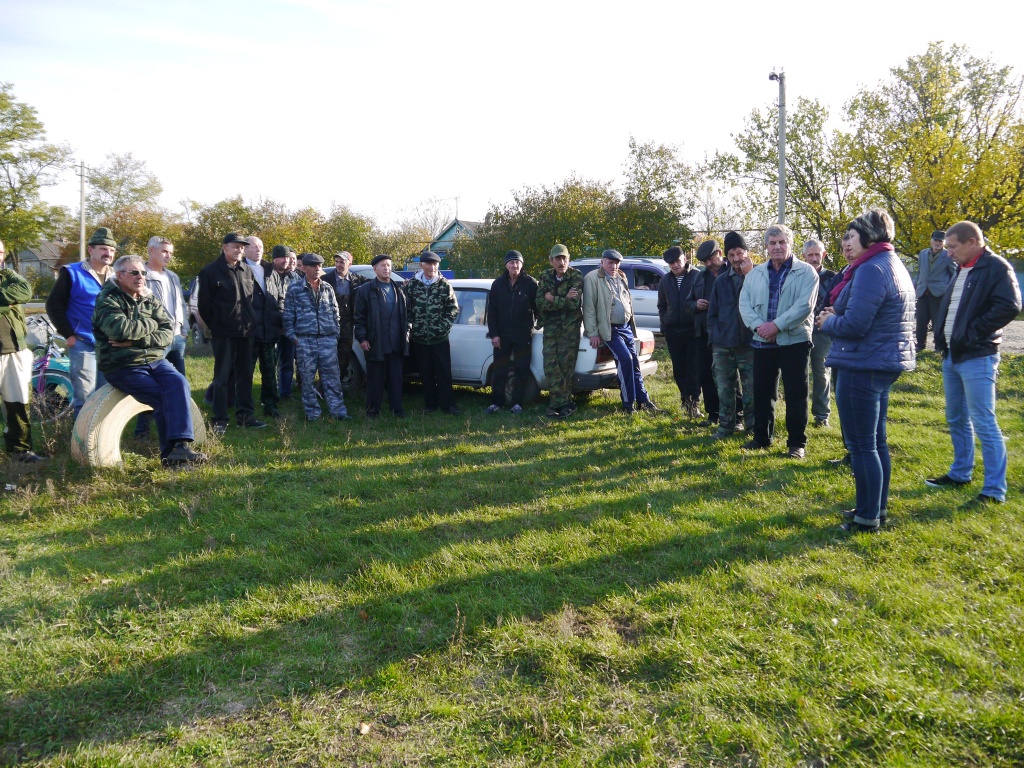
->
<box><xmin>505</xmin><ymin>371</ymin><xmax>540</xmax><ymax>405</ymax></box>
<box><xmin>190</xmin><ymin>319</ymin><xmax>207</xmax><ymax>346</ymax></box>
<box><xmin>340</xmin><ymin>358</ymin><xmax>365</xmax><ymax>394</ymax></box>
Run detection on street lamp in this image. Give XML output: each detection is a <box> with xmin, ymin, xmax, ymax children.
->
<box><xmin>769</xmin><ymin>69</ymin><xmax>786</xmax><ymax>224</ymax></box>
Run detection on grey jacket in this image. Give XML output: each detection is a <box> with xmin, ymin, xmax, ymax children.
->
<box><xmin>916</xmin><ymin>247</ymin><xmax>955</xmax><ymax>298</ymax></box>
<box><xmin>283</xmin><ymin>279</ymin><xmax>341</xmax><ymax>339</ymax></box>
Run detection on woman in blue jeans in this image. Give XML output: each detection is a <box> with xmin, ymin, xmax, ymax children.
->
<box><xmin>817</xmin><ymin>209</ymin><xmax>916</xmax><ymax>532</ymax></box>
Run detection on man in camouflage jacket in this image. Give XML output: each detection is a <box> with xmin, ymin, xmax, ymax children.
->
<box><xmin>404</xmin><ymin>251</ymin><xmax>460</xmax><ymax>414</ymax></box>
<box><xmin>535</xmin><ymin>244</ymin><xmax>584</xmax><ymax>418</ymax></box>
<box><xmin>93</xmin><ymin>255</ymin><xmax>206</xmax><ymax>466</ymax></box>
<box><xmin>282</xmin><ymin>253</ymin><xmax>349</xmax><ymax>421</ymax></box>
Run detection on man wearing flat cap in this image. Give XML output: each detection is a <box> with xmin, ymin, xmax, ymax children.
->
<box><xmin>486</xmin><ymin>250</ymin><xmax>538</xmax><ymax>414</ymax></box>
<box><xmin>582</xmin><ymin>249</ymin><xmax>657</xmax><ymax>414</ymax></box>
<box><xmin>536</xmin><ymin>243</ymin><xmax>583</xmax><ymax>418</ymax></box>
<box><xmin>915</xmin><ymin>230</ymin><xmax>955</xmax><ymax>353</ymax></box>
<box><xmin>684</xmin><ymin>239</ymin><xmax>726</xmax><ymax>426</ymax></box>
<box><xmin>323</xmin><ymin>250</ymin><xmax>366</xmax><ymax>392</ymax></box>
<box><xmin>405</xmin><ymin>251</ymin><xmax>460</xmax><ymax>414</ymax></box>
<box><xmin>283</xmin><ymin>253</ymin><xmax>349</xmax><ymax>421</ymax></box>
<box><xmin>657</xmin><ymin>245</ymin><xmax>700</xmax><ymax>418</ymax></box>
<box><xmin>46</xmin><ymin>227</ymin><xmax>117</xmax><ymax>417</ymax></box>
<box><xmin>354</xmin><ymin>254</ymin><xmax>410</xmax><ymax>418</ymax></box>
<box><xmin>197</xmin><ymin>232</ymin><xmax>265</xmax><ymax>434</ymax></box>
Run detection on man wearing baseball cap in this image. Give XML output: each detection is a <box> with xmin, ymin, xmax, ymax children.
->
<box><xmin>197</xmin><ymin>232</ymin><xmax>265</xmax><ymax>434</ymax></box>
<box><xmin>323</xmin><ymin>250</ymin><xmax>366</xmax><ymax>392</ymax></box>
<box><xmin>915</xmin><ymin>229</ymin><xmax>955</xmax><ymax>353</ymax></box>
<box><xmin>46</xmin><ymin>227</ymin><xmax>117</xmax><ymax>417</ymax></box>
<box><xmin>535</xmin><ymin>244</ymin><xmax>584</xmax><ymax>418</ymax></box>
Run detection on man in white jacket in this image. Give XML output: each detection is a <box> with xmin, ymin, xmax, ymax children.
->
<box><xmin>739</xmin><ymin>224</ymin><xmax>819</xmax><ymax>458</ymax></box>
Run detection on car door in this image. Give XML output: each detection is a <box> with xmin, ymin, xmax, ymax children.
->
<box><xmin>448</xmin><ymin>288</ymin><xmax>493</xmax><ymax>383</ymax></box>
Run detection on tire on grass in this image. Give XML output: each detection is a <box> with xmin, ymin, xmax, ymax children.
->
<box><xmin>71</xmin><ymin>384</ymin><xmax>207</xmax><ymax>468</ymax></box>
<box><xmin>505</xmin><ymin>371</ymin><xmax>540</xmax><ymax>405</ymax></box>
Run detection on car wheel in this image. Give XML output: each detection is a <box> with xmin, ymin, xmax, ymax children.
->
<box><xmin>506</xmin><ymin>371</ymin><xmax>540</xmax><ymax>405</ymax></box>
<box><xmin>190</xmin><ymin>322</ymin><xmax>206</xmax><ymax>346</ymax></box>
<box><xmin>340</xmin><ymin>358</ymin><xmax>365</xmax><ymax>394</ymax></box>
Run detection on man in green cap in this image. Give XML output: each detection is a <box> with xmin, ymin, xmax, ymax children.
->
<box><xmin>0</xmin><ymin>239</ymin><xmax>45</xmax><ymax>461</ymax></box>
<box><xmin>46</xmin><ymin>227</ymin><xmax>117</xmax><ymax>417</ymax></box>
<box><xmin>536</xmin><ymin>243</ymin><xmax>583</xmax><ymax>418</ymax></box>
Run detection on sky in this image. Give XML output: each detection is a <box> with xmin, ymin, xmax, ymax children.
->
<box><xmin>3</xmin><ymin>0</ymin><xmax>1023</xmax><ymax>231</ymax></box>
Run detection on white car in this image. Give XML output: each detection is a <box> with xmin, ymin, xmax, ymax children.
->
<box><xmin>342</xmin><ymin>278</ymin><xmax>658</xmax><ymax>401</ymax></box>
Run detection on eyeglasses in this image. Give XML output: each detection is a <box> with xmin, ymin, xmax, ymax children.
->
<box><xmin>119</xmin><ymin>269</ymin><xmax>147</xmax><ymax>277</ymax></box>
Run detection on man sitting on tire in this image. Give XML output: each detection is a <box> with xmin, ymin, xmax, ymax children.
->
<box><xmin>93</xmin><ymin>255</ymin><xmax>207</xmax><ymax>467</ymax></box>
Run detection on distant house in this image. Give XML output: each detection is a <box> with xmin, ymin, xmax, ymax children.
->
<box><xmin>17</xmin><ymin>240</ymin><xmax>66</xmax><ymax>278</ymax></box>
<box><xmin>429</xmin><ymin>218</ymin><xmax>482</xmax><ymax>259</ymax></box>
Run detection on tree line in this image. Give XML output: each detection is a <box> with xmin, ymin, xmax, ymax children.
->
<box><xmin>3</xmin><ymin>42</ymin><xmax>1023</xmax><ymax>282</ymax></box>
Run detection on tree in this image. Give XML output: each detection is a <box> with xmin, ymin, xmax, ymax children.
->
<box><xmin>608</xmin><ymin>137</ymin><xmax>694</xmax><ymax>256</ymax></box>
<box><xmin>453</xmin><ymin>177</ymin><xmax>617</xmax><ymax>277</ymax></box>
<box><xmin>86</xmin><ymin>152</ymin><xmax>163</xmax><ymax>220</ymax></box>
<box><xmin>713</xmin><ymin>97</ymin><xmax>869</xmax><ymax>264</ymax></box>
<box><xmin>846</xmin><ymin>42</ymin><xmax>1024</xmax><ymax>253</ymax></box>
<box><xmin>0</xmin><ymin>82</ymin><xmax>73</xmax><ymax>267</ymax></box>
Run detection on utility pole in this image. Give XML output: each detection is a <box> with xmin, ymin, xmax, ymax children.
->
<box><xmin>769</xmin><ymin>69</ymin><xmax>786</xmax><ymax>224</ymax></box>
<box><xmin>77</xmin><ymin>160</ymin><xmax>87</xmax><ymax>261</ymax></box>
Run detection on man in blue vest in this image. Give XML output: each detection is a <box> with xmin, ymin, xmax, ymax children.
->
<box><xmin>46</xmin><ymin>227</ymin><xmax>117</xmax><ymax>418</ymax></box>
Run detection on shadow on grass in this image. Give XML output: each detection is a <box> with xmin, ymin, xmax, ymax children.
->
<box><xmin>4</xmin><ymin>356</ymin><xmax>1020</xmax><ymax>760</ymax></box>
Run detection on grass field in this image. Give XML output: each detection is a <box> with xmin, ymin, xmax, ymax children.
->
<box><xmin>2</xmin><ymin>344</ymin><xmax>1023</xmax><ymax>766</ymax></box>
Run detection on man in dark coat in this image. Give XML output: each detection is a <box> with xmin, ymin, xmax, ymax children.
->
<box><xmin>353</xmin><ymin>254</ymin><xmax>410</xmax><ymax>418</ymax></box>
<box><xmin>197</xmin><ymin>232</ymin><xmax>265</xmax><ymax>434</ymax></box>
<box><xmin>657</xmin><ymin>245</ymin><xmax>700</xmax><ymax>417</ymax></box>
<box><xmin>684</xmin><ymin>239</ymin><xmax>726</xmax><ymax>425</ymax></box>
<box><xmin>926</xmin><ymin>221</ymin><xmax>1021</xmax><ymax>507</ymax></box>
<box><xmin>486</xmin><ymin>250</ymin><xmax>538</xmax><ymax>414</ymax></box>
<box><xmin>323</xmin><ymin>250</ymin><xmax>365</xmax><ymax>390</ymax></box>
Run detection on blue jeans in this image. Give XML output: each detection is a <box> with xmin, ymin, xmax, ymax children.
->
<box><xmin>135</xmin><ymin>335</ymin><xmax>187</xmax><ymax>436</ymax></box>
<box><xmin>605</xmin><ymin>323</ymin><xmax>651</xmax><ymax>410</ymax></box>
<box><xmin>68</xmin><ymin>340</ymin><xmax>106</xmax><ymax>418</ymax></box>
<box><xmin>835</xmin><ymin>368</ymin><xmax>901</xmax><ymax>526</ymax></box>
<box><xmin>942</xmin><ymin>353</ymin><xmax>1007</xmax><ymax>501</ymax></box>
<box><xmin>105</xmin><ymin>360</ymin><xmax>195</xmax><ymax>459</ymax></box>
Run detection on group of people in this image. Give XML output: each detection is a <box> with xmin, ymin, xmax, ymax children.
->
<box><xmin>1</xmin><ymin>213</ymin><xmax>1019</xmax><ymax>519</ymax></box>
<box><xmin>657</xmin><ymin>215</ymin><xmax>1021</xmax><ymax>532</ymax></box>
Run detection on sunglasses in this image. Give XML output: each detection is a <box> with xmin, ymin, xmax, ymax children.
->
<box><xmin>119</xmin><ymin>269</ymin><xmax>147</xmax><ymax>277</ymax></box>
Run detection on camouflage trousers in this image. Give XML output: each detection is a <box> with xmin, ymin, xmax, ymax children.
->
<box><xmin>712</xmin><ymin>345</ymin><xmax>754</xmax><ymax>435</ymax></box>
<box><xmin>542</xmin><ymin>326</ymin><xmax>579</xmax><ymax>409</ymax></box>
<box><xmin>295</xmin><ymin>336</ymin><xmax>347</xmax><ymax>420</ymax></box>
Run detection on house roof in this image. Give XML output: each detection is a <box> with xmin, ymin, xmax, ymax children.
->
<box><xmin>17</xmin><ymin>240</ymin><xmax>64</xmax><ymax>266</ymax></box>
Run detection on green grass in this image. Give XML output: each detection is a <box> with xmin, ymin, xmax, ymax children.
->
<box><xmin>2</xmin><ymin>345</ymin><xmax>1023</xmax><ymax>766</ymax></box>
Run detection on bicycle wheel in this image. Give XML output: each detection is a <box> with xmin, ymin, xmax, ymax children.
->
<box><xmin>31</xmin><ymin>371</ymin><xmax>74</xmax><ymax>423</ymax></box>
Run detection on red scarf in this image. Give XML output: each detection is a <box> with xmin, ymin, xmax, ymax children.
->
<box><xmin>830</xmin><ymin>242</ymin><xmax>894</xmax><ymax>305</ymax></box>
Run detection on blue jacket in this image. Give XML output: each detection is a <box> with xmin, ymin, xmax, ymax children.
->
<box><xmin>821</xmin><ymin>249</ymin><xmax>916</xmax><ymax>372</ymax></box>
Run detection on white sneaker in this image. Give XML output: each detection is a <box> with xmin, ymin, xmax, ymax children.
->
<box><xmin>510</xmin><ymin>404</ymin><xmax>523</xmax><ymax>414</ymax></box>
